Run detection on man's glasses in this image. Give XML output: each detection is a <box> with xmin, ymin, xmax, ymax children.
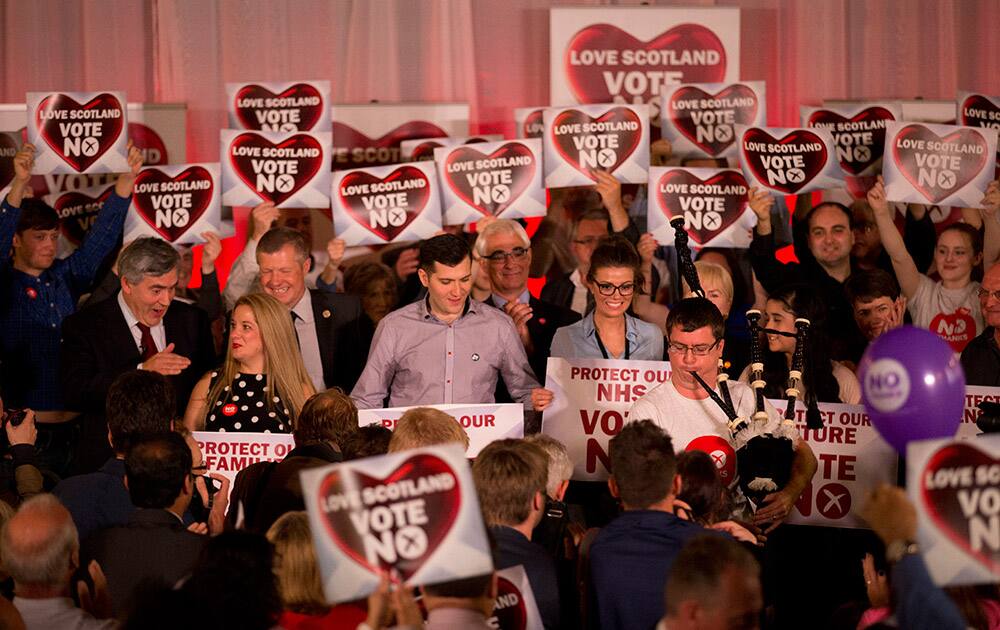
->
<box><xmin>483</xmin><ymin>247</ymin><xmax>529</xmax><ymax>263</ymax></box>
<box><xmin>978</xmin><ymin>288</ymin><xmax>1000</xmax><ymax>301</ymax></box>
<box><xmin>667</xmin><ymin>340</ymin><xmax>720</xmax><ymax>356</ymax></box>
<box><xmin>594</xmin><ymin>282</ymin><xmax>635</xmax><ymax>297</ymax></box>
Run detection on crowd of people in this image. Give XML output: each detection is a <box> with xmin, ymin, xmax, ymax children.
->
<box><xmin>1</xmin><ymin>125</ymin><xmax>999</xmax><ymax>630</ymax></box>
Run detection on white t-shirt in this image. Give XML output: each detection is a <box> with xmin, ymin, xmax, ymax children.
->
<box><xmin>628</xmin><ymin>379</ymin><xmax>790</xmax><ymax>488</ymax></box>
<box><xmin>908</xmin><ymin>275</ymin><xmax>983</xmax><ymax>352</ymax></box>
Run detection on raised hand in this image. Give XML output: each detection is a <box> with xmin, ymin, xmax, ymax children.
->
<box><xmin>115</xmin><ymin>140</ymin><xmax>144</xmax><ymax>197</ymax></box>
<box><xmin>200</xmin><ymin>232</ymin><xmax>223</xmax><ymax>274</ymax></box>
<box><xmin>250</xmin><ymin>202</ymin><xmax>280</xmax><ymax>240</ymax></box>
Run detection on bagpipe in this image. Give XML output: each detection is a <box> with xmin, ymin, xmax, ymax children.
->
<box><xmin>671</xmin><ymin>219</ymin><xmax>818</xmax><ymax>510</ymax></box>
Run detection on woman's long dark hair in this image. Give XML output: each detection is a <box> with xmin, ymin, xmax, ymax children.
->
<box><xmin>761</xmin><ymin>284</ymin><xmax>843</xmax><ymax>404</ymax></box>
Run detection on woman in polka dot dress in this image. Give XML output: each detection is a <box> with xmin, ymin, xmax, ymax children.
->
<box><xmin>182</xmin><ymin>293</ymin><xmax>316</xmax><ymax>433</ymax></box>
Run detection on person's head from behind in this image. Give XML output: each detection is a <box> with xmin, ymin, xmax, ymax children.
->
<box><xmin>586</xmin><ymin>235</ymin><xmax>643</xmax><ymax>321</ymax></box>
<box><xmin>474</xmin><ymin>219</ymin><xmax>532</xmax><ymax>298</ymax></box>
<box><xmin>12</xmin><ymin>198</ymin><xmax>60</xmax><ymax>274</ymax></box>
<box><xmin>935</xmin><ymin>223</ymin><xmax>983</xmax><ymax>287</ymax></box>
<box><xmin>118</xmin><ymin>237</ymin><xmax>181</xmax><ymax>327</ymax></box>
<box><xmin>676</xmin><ymin>450</ymin><xmax>729</xmax><ymax>525</ymax></box>
<box><xmin>523</xmin><ymin>434</ymin><xmax>573</xmax><ymax>502</ymax></box>
<box><xmin>805</xmin><ymin>202</ymin><xmax>854</xmax><ymax>269</ymax></box>
<box><xmin>257</xmin><ymin>227</ymin><xmax>311</xmax><ymax>309</ymax></box>
<box><xmin>107</xmin><ymin>370</ymin><xmax>176</xmax><ymax>456</ymax></box>
<box><xmin>663</xmin><ymin>535</ymin><xmax>762</xmax><ymax>630</ymax></box>
<box><xmin>422</xmin><ymin>572</ymin><xmax>496</xmax><ymax>617</ymax></box>
<box><xmin>845</xmin><ymin>269</ymin><xmax>903</xmax><ymax>341</ymax></box>
<box><xmin>344</xmin><ymin>262</ymin><xmax>398</xmax><ymax>324</ymax></box>
<box><xmin>293</xmin><ymin>389</ymin><xmax>358</xmax><ymax>451</ymax></box>
<box><xmin>979</xmin><ymin>263</ymin><xmax>1000</xmax><ymax>329</ymax></box>
<box><xmin>472</xmin><ymin>439</ymin><xmax>548</xmax><ymax>530</ymax></box>
<box><xmin>683</xmin><ymin>260</ymin><xmax>734</xmax><ymax>319</ymax></box>
<box><xmin>181</xmin><ymin>531</ymin><xmax>281</xmax><ymax>630</ymax></box>
<box><xmin>418</xmin><ymin>234</ymin><xmax>473</xmax><ymax>321</ymax></box>
<box><xmin>342</xmin><ymin>424</ymin><xmax>393</xmax><ymax>460</ymax></box>
<box><xmin>388</xmin><ymin>407</ymin><xmax>469</xmax><ymax>453</ymax></box>
<box><xmin>608</xmin><ymin>420</ymin><xmax>678</xmax><ymax>510</ymax></box>
<box><xmin>666</xmin><ymin>298</ymin><xmax>726</xmax><ymax>393</ymax></box>
<box><xmin>124</xmin><ymin>432</ymin><xmax>193</xmax><ymax>513</ymax></box>
<box><xmin>215</xmin><ymin>292</ymin><xmax>312</xmax><ymax>421</ymax></box>
<box><xmin>0</xmin><ymin>494</ymin><xmax>78</xmax><ymax>596</ymax></box>
<box><xmin>569</xmin><ymin>208</ymin><xmax>610</xmax><ymax>272</ymax></box>
<box><xmin>266</xmin><ymin>512</ymin><xmax>326</xmax><ymax>614</ymax></box>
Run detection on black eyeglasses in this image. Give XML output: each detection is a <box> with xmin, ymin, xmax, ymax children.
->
<box><xmin>483</xmin><ymin>247</ymin><xmax>529</xmax><ymax>263</ymax></box>
<box><xmin>978</xmin><ymin>288</ymin><xmax>1000</xmax><ymax>301</ymax></box>
<box><xmin>667</xmin><ymin>340</ymin><xmax>720</xmax><ymax>356</ymax></box>
<box><xmin>594</xmin><ymin>281</ymin><xmax>636</xmax><ymax>297</ymax></box>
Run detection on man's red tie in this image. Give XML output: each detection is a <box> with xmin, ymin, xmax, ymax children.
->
<box><xmin>136</xmin><ymin>323</ymin><xmax>158</xmax><ymax>361</ymax></box>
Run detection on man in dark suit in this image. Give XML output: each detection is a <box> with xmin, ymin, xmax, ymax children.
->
<box><xmin>81</xmin><ymin>432</ymin><xmax>207</xmax><ymax>616</ymax></box>
<box><xmin>476</xmin><ymin>219</ymin><xmax>579</xmax><ymax>385</ymax></box>
<box><xmin>60</xmin><ymin>238</ymin><xmax>214</xmax><ymax>474</ymax></box>
<box><xmin>254</xmin><ymin>227</ymin><xmax>365</xmax><ymax>391</ymax></box>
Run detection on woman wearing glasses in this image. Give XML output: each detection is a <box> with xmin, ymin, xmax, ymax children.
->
<box><xmin>868</xmin><ymin>177</ymin><xmax>1000</xmax><ymax>352</ymax></box>
<box><xmin>550</xmin><ymin>236</ymin><xmax>664</xmax><ymax>360</ymax></box>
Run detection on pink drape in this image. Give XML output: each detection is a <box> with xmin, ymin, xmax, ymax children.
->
<box><xmin>5</xmin><ymin>0</ymin><xmax>1000</xmax><ymax>163</ymax></box>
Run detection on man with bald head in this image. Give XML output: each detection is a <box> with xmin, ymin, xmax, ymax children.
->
<box><xmin>2</xmin><ymin>494</ymin><xmax>114</xmax><ymax>629</ymax></box>
<box><xmin>961</xmin><ymin>263</ymin><xmax>1000</xmax><ymax>386</ymax></box>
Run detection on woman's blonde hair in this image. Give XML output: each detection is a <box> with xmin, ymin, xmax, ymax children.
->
<box><xmin>205</xmin><ymin>293</ymin><xmax>315</xmax><ymax>427</ymax></box>
<box><xmin>266</xmin><ymin>511</ymin><xmax>327</xmax><ymax>613</ymax></box>
<box><xmin>683</xmin><ymin>260</ymin><xmax>734</xmax><ymax>304</ymax></box>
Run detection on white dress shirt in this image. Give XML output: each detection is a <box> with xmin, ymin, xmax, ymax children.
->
<box><xmin>118</xmin><ymin>291</ymin><xmax>166</xmax><ymax>356</ymax></box>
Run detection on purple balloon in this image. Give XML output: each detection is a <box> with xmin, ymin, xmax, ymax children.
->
<box><xmin>858</xmin><ymin>326</ymin><xmax>965</xmax><ymax>454</ymax></box>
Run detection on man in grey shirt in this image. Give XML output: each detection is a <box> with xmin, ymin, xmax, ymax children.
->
<box><xmin>352</xmin><ymin>234</ymin><xmax>553</xmax><ymax>411</ymax></box>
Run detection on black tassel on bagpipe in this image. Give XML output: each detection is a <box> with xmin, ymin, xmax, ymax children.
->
<box><xmin>671</xmin><ymin>216</ymin><xmax>704</xmax><ymax>299</ymax></box>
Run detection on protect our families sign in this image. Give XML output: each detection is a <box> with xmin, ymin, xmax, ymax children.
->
<box><xmin>882</xmin><ymin>121</ymin><xmax>998</xmax><ymax>207</ymax></box>
<box><xmin>26</xmin><ymin>91</ymin><xmax>129</xmax><ymax>174</ymax></box>
<box><xmin>301</xmin><ymin>444</ymin><xmax>494</xmax><ymax>603</ymax></box>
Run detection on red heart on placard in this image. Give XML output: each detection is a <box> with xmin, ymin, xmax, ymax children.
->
<box><xmin>229</xmin><ymin>132</ymin><xmax>323</xmax><ymax>206</ymax></box>
<box><xmin>36</xmin><ymin>93</ymin><xmax>125</xmax><ymax>172</ymax></box>
<box><xmin>132</xmin><ymin>166</ymin><xmax>215</xmax><ymax>243</ymax></box>
<box><xmin>806</xmin><ymin>107</ymin><xmax>896</xmax><ymax>175</ymax></box>
<box><xmin>444</xmin><ymin>143</ymin><xmax>536</xmax><ymax>217</ymax></box>
<box><xmin>316</xmin><ymin>453</ymin><xmax>462</xmax><ymax>582</ymax></box>
<box><xmin>522</xmin><ymin>110</ymin><xmax>544</xmax><ymax>139</ymax></box>
<box><xmin>654</xmin><ymin>169</ymin><xmax>748</xmax><ymax>245</ymax></box>
<box><xmin>551</xmin><ymin>108</ymin><xmax>642</xmax><ymax>179</ymax></box>
<box><xmin>339</xmin><ymin>166</ymin><xmax>431</xmax><ymax>242</ymax></box>
<box><xmin>564</xmin><ymin>24</ymin><xmax>727</xmax><ymax>104</ymax></box>
<box><xmin>920</xmin><ymin>442</ymin><xmax>1000</xmax><ymax>575</ymax></box>
<box><xmin>891</xmin><ymin>124</ymin><xmax>989</xmax><ymax>204</ymax></box>
<box><xmin>411</xmin><ymin>141</ymin><xmax>445</xmax><ymax>161</ymax></box>
<box><xmin>929</xmin><ymin>308</ymin><xmax>977</xmax><ymax>352</ymax></box>
<box><xmin>741</xmin><ymin>128</ymin><xmax>829</xmax><ymax>195</ymax></box>
<box><xmin>0</xmin><ymin>133</ymin><xmax>17</xmax><ymax>189</ymax></box>
<box><xmin>492</xmin><ymin>576</ymin><xmax>528</xmax><ymax>630</ymax></box>
<box><xmin>959</xmin><ymin>94</ymin><xmax>1000</xmax><ymax>178</ymax></box>
<box><xmin>667</xmin><ymin>84</ymin><xmax>758</xmax><ymax>157</ymax></box>
<box><xmin>52</xmin><ymin>185</ymin><xmax>115</xmax><ymax>245</ymax></box>
<box><xmin>234</xmin><ymin>83</ymin><xmax>324</xmax><ymax>132</ymax></box>
<box><xmin>332</xmin><ymin>121</ymin><xmax>449</xmax><ymax>168</ymax></box>
<box><xmin>128</xmin><ymin>122</ymin><xmax>169</xmax><ymax>165</ymax></box>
